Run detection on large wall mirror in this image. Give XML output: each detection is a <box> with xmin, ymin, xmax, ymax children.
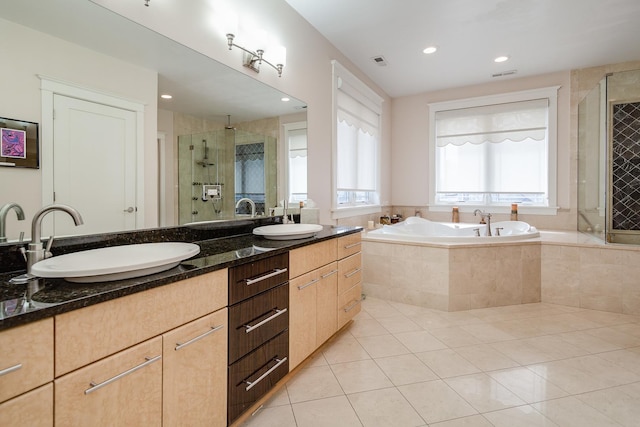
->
<box><xmin>0</xmin><ymin>0</ymin><xmax>307</xmax><ymax>243</ymax></box>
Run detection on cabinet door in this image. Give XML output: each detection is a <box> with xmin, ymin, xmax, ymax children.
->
<box><xmin>163</xmin><ymin>309</ymin><xmax>228</xmax><ymax>427</ymax></box>
<box><xmin>55</xmin><ymin>337</ymin><xmax>162</xmax><ymax>427</ymax></box>
<box><xmin>0</xmin><ymin>383</ymin><xmax>53</xmax><ymax>427</ymax></box>
<box><xmin>0</xmin><ymin>318</ymin><xmax>53</xmax><ymax>403</ymax></box>
<box><xmin>288</xmin><ymin>270</ymin><xmax>317</xmax><ymax>369</ymax></box>
<box><xmin>316</xmin><ymin>262</ymin><xmax>338</xmax><ymax>345</ymax></box>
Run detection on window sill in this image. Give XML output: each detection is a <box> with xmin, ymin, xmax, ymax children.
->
<box><xmin>428</xmin><ymin>205</ymin><xmax>559</xmax><ymax>215</ymax></box>
<box><xmin>331</xmin><ymin>204</ymin><xmax>381</xmax><ymax>220</ymax></box>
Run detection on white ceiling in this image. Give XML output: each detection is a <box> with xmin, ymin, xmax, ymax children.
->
<box><xmin>285</xmin><ymin>0</ymin><xmax>640</xmax><ymax>97</ymax></box>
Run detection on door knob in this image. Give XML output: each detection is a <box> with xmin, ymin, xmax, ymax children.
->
<box><xmin>124</xmin><ymin>207</ymin><xmax>135</xmax><ymax>213</ymax></box>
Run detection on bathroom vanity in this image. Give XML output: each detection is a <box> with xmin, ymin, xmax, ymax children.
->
<box><xmin>0</xmin><ymin>220</ymin><xmax>362</xmax><ymax>426</ymax></box>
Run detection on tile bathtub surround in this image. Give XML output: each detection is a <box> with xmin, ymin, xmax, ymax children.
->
<box><xmin>362</xmin><ymin>240</ymin><xmax>541</xmax><ymax>312</ymax></box>
<box><xmin>241</xmin><ymin>297</ymin><xmax>640</xmax><ymax>427</ymax></box>
<box><xmin>363</xmin><ymin>231</ymin><xmax>640</xmax><ymax>315</ymax></box>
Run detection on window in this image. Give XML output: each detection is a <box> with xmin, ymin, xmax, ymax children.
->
<box><xmin>429</xmin><ymin>87</ymin><xmax>559</xmax><ymax>212</ymax></box>
<box><xmin>332</xmin><ymin>60</ymin><xmax>383</xmax><ymax>218</ymax></box>
<box><xmin>283</xmin><ymin>121</ymin><xmax>308</xmax><ymax>203</ymax></box>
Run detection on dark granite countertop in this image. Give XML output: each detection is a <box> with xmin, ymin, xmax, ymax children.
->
<box><xmin>0</xmin><ymin>223</ymin><xmax>361</xmax><ymax>331</ymax></box>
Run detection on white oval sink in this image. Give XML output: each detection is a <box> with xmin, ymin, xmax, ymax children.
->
<box><xmin>31</xmin><ymin>242</ymin><xmax>200</xmax><ymax>283</ymax></box>
<box><xmin>252</xmin><ymin>224</ymin><xmax>323</xmax><ymax>240</ymax></box>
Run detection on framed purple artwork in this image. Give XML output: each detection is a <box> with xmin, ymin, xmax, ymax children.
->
<box><xmin>0</xmin><ymin>116</ymin><xmax>39</xmax><ymax>168</ymax></box>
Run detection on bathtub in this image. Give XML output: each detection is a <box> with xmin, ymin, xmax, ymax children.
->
<box><xmin>361</xmin><ymin>216</ymin><xmax>542</xmax><ymax>311</ymax></box>
<box><xmin>364</xmin><ymin>216</ymin><xmax>539</xmax><ymax>244</ymax></box>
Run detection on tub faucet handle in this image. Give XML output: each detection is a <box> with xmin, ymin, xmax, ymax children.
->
<box><xmin>495</xmin><ymin>227</ymin><xmax>503</xmax><ymax>236</ymax></box>
<box><xmin>473</xmin><ymin>228</ymin><xmax>480</xmax><ymax>237</ymax></box>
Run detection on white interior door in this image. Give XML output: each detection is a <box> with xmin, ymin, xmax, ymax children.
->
<box><xmin>51</xmin><ymin>94</ymin><xmax>137</xmax><ymax>236</ymax></box>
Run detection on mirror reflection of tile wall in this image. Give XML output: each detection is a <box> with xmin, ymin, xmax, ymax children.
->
<box><xmin>176</xmin><ymin>114</ymin><xmax>278</xmax><ymax>224</ymax></box>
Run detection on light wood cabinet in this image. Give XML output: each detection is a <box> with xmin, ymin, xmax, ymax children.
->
<box><xmin>0</xmin><ymin>383</ymin><xmax>53</xmax><ymax>427</ymax></box>
<box><xmin>163</xmin><ymin>308</ymin><xmax>228</xmax><ymax>427</ymax></box>
<box><xmin>337</xmin><ymin>234</ymin><xmax>363</xmax><ymax>329</ymax></box>
<box><xmin>55</xmin><ymin>336</ymin><xmax>163</xmax><ymax>427</ymax></box>
<box><xmin>55</xmin><ymin>269</ymin><xmax>227</xmax><ymax>376</ymax></box>
<box><xmin>289</xmin><ymin>260</ymin><xmax>338</xmax><ymax>369</ymax></box>
<box><xmin>0</xmin><ymin>317</ymin><xmax>53</xmax><ymax>403</ymax></box>
<box><xmin>289</xmin><ymin>239</ymin><xmax>337</xmax><ymax>278</ymax></box>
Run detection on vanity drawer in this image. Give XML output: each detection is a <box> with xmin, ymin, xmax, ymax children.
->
<box><xmin>338</xmin><ymin>283</ymin><xmax>363</xmax><ymax>329</ymax></box>
<box><xmin>229</xmin><ymin>253</ymin><xmax>289</xmax><ymax>305</ymax></box>
<box><xmin>55</xmin><ymin>269</ymin><xmax>227</xmax><ymax>376</ymax></box>
<box><xmin>228</xmin><ymin>331</ymin><xmax>289</xmax><ymax>424</ymax></box>
<box><xmin>337</xmin><ymin>232</ymin><xmax>362</xmax><ymax>260</ymax></box>
<box><xmin>0</xmin><ymin>318</ymin><xmax>53</xmax><ymax>403</ymax></box>
<box><xmin>289</xmin><ymin>239</ymin><xmax>337</xmax><ymax>278</ymax></box>
<box><xmin>338</xmin><ymin>252</ymin><xmax>362</xmax><ymax>295</ymax></box>
<box><xmin>228</xmin><ymin>283</ymin><xmax>289</xmax><ymax>364</ymax></box>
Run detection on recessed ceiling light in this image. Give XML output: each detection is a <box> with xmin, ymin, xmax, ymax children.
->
<box><xmin>423</xmin><ymin>46</ymin><xmax>437</xmax><ymax>54</ymax></box>
<box><xmin>281</xmin><ymin>97</ymin><xmax>290</xmax><ymax>102</ymax></box>
<box><xmin>160</xmin><ymin>94</ymin><xmax>172</xmax><ymax>99</ymax></box>
<box><xmin>494</xmin><ymin>55</ymin><xmax>510</xmax><ymax>63</ymax></box>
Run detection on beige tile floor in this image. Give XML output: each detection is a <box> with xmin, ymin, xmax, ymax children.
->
<box><xmin>241</xmin><ymin>297</ymin><xmax>640</xmax><ymax>427</ymax></box>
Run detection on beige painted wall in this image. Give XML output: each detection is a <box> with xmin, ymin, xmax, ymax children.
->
<box><xmin>0</xmin><ymin>18</ymin><xmax>158</xmax><ymax>241</ymax></box>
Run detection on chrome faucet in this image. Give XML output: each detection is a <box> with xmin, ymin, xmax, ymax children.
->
<box><xmin>27</xmin><ymin>204</ymin><xmax>84</xmax><ymax>273</ymax></box>
<box><xmin>235</xmin><ymin>198</ymin><xmax>256</xmax><ymax>218</ymax></box>
<box><xmin>473</xmin><ymin>209</ymin><xmax>492</xmax><ymax>236</ymax></box>
<box><xmin>0</xmin><ymin>202</ymin><xmax>25</xmax><ymax>243</ymax></box>
<box><xmin>282</xmin><ymin>200</ymin><xmax>294</xmax><ymax>224</ymax></box>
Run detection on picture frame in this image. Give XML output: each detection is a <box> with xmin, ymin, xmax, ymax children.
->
<box><xmin>0</xmin><ymin>116</ymin><xmax>39</xmax><ymax>169</ymax></box>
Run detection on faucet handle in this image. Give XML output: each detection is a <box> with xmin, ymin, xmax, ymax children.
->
<box><xmin>44</xmin><ymin>235</ymin><xmax>55</xmax><ymax>259</ymax></box>
<box><xmin>495</xmin><ymin>227</ymin><xmax>503</xmax><ymax>236</ymax></box>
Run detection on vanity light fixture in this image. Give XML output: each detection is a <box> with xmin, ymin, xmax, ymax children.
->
<box><xmin>226</xmin><ymin>33</ymin><xmax>285</xmax><ymax>77</ymax></box>
<box><xmin>494</xmin><ymin>55</ymin><xmax>510</xmax><ymax>63</ymax></box>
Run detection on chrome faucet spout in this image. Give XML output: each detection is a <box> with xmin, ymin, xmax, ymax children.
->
<box><xmin>235</xmin><ymin>198</ymin><xmax>256</xmax><ymax>218</ymax></box>
<box><xmin>27</xmin><ymin>204</ymin><xmax>83</xmax><ymax>273</ymax></box>
<box><xmin>0</xmin><ymin>202</ymin><xmax>25</xmax><ymax>243</ymax></box>
<box><xmin>473</xmin><ymin>209</ymin><xmax>492</xmax><ymax>236</ymax></box>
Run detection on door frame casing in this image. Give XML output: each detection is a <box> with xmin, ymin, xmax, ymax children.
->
<box><xmin>39</xmin><ymin>75</ymin><xmax>145</xmax><ymax>229</ymax></box>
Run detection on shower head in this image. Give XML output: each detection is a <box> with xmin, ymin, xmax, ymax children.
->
<box><xmin>197</xmin><ymin>139</ymin><xmax>214</xmax><ymax>167</ymax></box>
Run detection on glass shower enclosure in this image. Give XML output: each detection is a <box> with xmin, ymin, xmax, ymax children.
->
<box><xmin>578</xmin><ymin>69</ymin><xmax>640</xmax><ymax>244</ymax></box>
<box><xmin>177</xmin><ymin>128</ymin><xmax>277</xmax><ymax>224</ymax></box>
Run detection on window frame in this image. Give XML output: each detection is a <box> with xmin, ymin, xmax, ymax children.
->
<box><xmin>428</xmin><ymin>86</ymin><xmax>560</xmax><ymax>215</ymax></box>
<box><xmin>331</xmin><ymin>60</ymin><xmax>383</xmax><ymax>219</ymax></box>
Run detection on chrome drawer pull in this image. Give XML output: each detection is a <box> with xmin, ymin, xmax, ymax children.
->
<box><xmin>244</xmin><ymin>308</ymin><xmax>288</xmax><ymax>333</ymax></box>
<box><xmin>321</xmin><ymin>269</ymin><xmax>338</xmax><ymax>279</ymax></box>
<box><xmin>344</xmin><ymin>267</ymin><xmax>361</xmax><ymax>278</ymax></box>
<box><xmin>245</xmin><ymin>357</ymin><xmax>288</xmax><ymax>391</ymax></box>
<box><xmin>298</xmin><ymin>278</ymin><xmax>319</xmax><ymax>290</ymax></box>
<box><xmin>0</xmin><ymin>363</ymin><xmax>22</xmax><ymax>377</ymax></box>
<box><xmin>344</xmin><ymin>298</ymin><xmax>363</xmax><ymax>312</ymax></box>
<box><xmin>175</xmin><ymin>324</ymin><xmax>224</xmax><ymax>351</ymax></box>
<box><xmin>245</xmin><ymin>268</ymin><xmax>288</xmax><ymax>285</ymax></box>
<box><xmin>343</xmin><ymin>242</ymin><xmax>361</xmax><ymax>249</ymax></box>
<box><xmin>84</xmin><ymin>355</ymin><xmax>162</xmax><ymax>395</ymax></box>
